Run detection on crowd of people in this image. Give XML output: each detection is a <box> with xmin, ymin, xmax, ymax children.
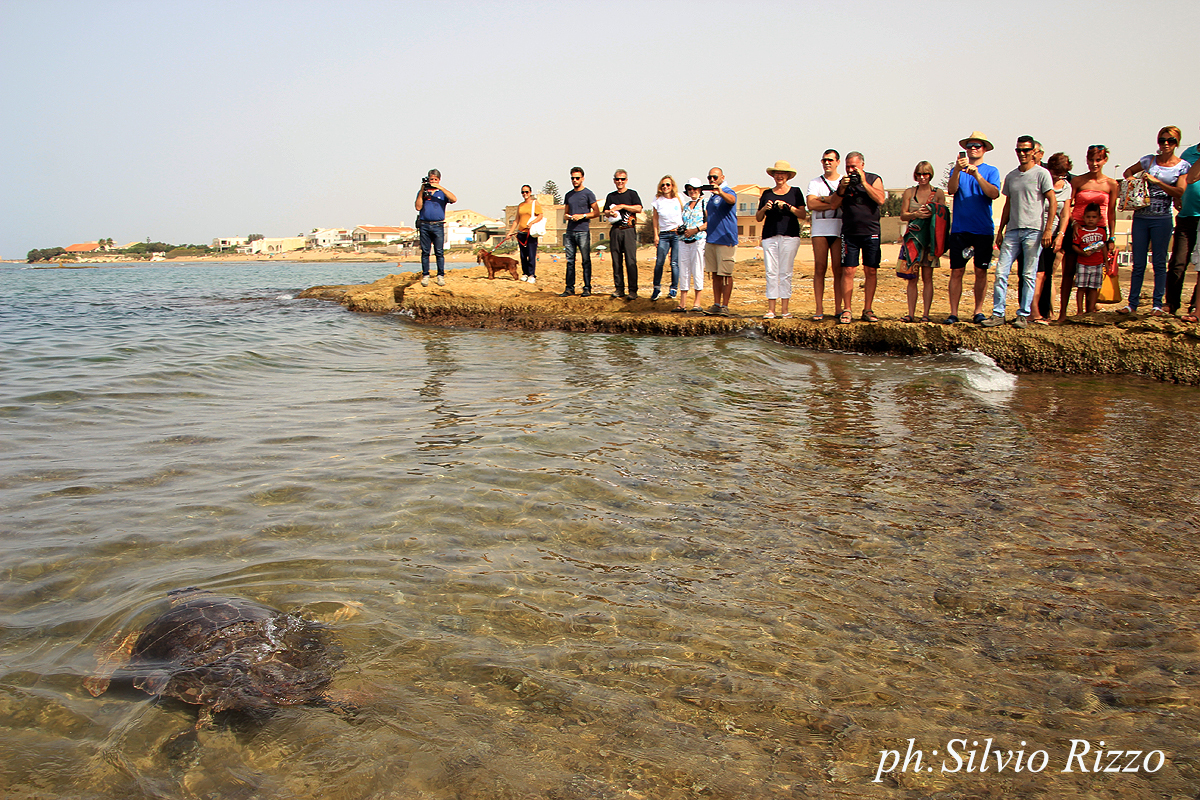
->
<box><xmin>411</xmin><ymin>124</ymin><xmax>1200</xmax><ymax>324</ymax></box>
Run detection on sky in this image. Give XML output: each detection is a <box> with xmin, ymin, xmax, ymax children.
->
<box><xmin>2</xmin><ymin>0</ymin><xmax>1197</xmax><ymax>260</ymax></box>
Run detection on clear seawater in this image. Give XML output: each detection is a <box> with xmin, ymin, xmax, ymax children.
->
<box><xmin>1</xmin><ymin>261</ymin><xmax>1197</xmax><ymax>799</ymax></box>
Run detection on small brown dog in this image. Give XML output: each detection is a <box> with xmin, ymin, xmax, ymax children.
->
<box><xmin>476</xmin><ymin>248</ymin><xmax>520</xmax><ymax>280</ymax></box>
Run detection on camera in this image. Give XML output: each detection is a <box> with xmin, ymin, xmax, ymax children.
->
<box><xmin>698</xmin><ymin>184</ymin><xmax>716</xmax><ymax>192</ymax></box>
<box><xmin>847</xmin><ymin>171</ymin><xmax>863</xmax><ymax>189</ymax></box>
<box><xmin>421</xmin><ymin>177</ymin><xmax>432</xmax><ymax>187</ymax></box>
<box><xmin>674</xmin><ymin>224</ymin><xmax>688</xmax><ymax>236</ymax></box>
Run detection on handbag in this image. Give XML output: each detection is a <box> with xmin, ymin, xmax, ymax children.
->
<box><xmin>1118</xmin><ymin>173</ymin><xmax>1150</xmax><ymax>212</ymax></box>
<box><xmin>528</xmin><ymin>198</ymin><xmax>546</xmax><ymax>237</ymax></box>
<box><xmin>1097</xmin><ymin>244</ymin><xmax>1122</xmax><ymax>304</ymax></box>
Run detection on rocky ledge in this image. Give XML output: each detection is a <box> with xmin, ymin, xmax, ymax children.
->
<box><xmin>299</xmin><ymin>261</ymin><xmax>1200</xmax><ymax>385</ymax></box>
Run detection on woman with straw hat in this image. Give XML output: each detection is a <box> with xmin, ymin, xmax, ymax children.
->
<box><xmin>756</xmin><ymin>160</ymin><xmax>808</xmax><ymax>318</ymax></box>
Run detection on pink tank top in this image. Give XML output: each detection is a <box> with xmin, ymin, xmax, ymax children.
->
<box><xmin>1072</xmin><ymin>187</ymin><xmax>1110</xmax><ymax>223</ymax></box>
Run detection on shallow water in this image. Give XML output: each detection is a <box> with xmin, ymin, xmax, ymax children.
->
<box><xmin>1</xmin><ymin>261</ymin><xmax>1197</xmax><ymax>799</ymax></box>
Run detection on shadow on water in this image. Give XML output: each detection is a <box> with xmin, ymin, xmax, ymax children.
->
<box><xmin>0</xmin><ymin>263</ymin><xmax>1197</xmax><ymax>798</ymax></box>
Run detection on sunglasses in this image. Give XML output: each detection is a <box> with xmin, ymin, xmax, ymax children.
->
<box><xmin>521</xmin><ymin>190</ymin><xmax>531</xmax><ymax>195</ymax></box>
<box><xmin>570</xmin><ymin>175</ymin><xmax>583</xmax><ymax>180</ymax></box>
<box><xmin>965</xmin><ymin>142</ymin><xmax>985</xmax><ymax>149</ymax></box>
<box><xmin>613</xmin><ymin>177</ymin><xmax>627</xmax><ymax>182</ymax></box>
<box><xmin>707</xmin><ymin>175</ymin><xmax>720</xmax><ymax>181</ymax></box>
<box><xmin>1158</xmin><ymin>137</ymin><xmax>1178</xmax><ymax>146</ymax></box>
<box><xmin>1015</xmin><ymin>148</ymin><xmax>1034</xmax><ymax>155</ymax></box>
<box><xmin>916</xmin><ymin>173</ymin><xmax>933</xmax><ymax>178</ymax></box>
<box><xmin>660</xmin><ymin>183</ymin><xmax>673</xmax><ymax>187</ymax></box>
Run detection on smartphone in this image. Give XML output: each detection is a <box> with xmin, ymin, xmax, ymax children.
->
<box><xmin>959</xmin><ymin>151</ymin><xmax>966</xmax><ymax>159</ymax></box>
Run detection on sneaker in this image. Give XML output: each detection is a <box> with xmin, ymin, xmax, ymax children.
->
<box><xmin>1012</xmin><ymin>315</ymin><xmax>1028</xmax><ymax>329</ymax></box>
<box><xmin>668</xmin><ymin>289</ymin><xmax>677</xmax><ymax>299</ymax></box>
<box><xmin>945</xmin><ymin>315</ymin><xmax>959</xmax><ymax>325</ymax></box>
<box><xmin>528</xmin><ymin>276</ymin><xmax>536</xmax><ymax>285</ymax></box>
<box><xmin>981</xmin><ymin>315</ymin><xmax>1005</xmax><ymax>327</ymax></box>
<box><xmin>972</xmin><ymin>312</ymin><xmax>986</xmax><ymax>324</ymax></box>
<box><xmin>702</xmin><ymin>303</ymin><xmax>722</xmax><ymax>315</ymax></box>
<box><xmin>650</xmin><ymin>288</ymin><xmax>662</xmax><ymax>301</ymax></box>
<box><xmin>718</xmin><ymin>306</ymin><xmax>733</xmax><ymax>317</ymax></box>
<box><xmin>421</xmin><ymin>274</ymin><xmax>430</xmax><ymax>287</ymax></box>
<box><xmin>610</xmin><ymin>292</ymin><xmax>626</xmax><ymax>299</ymax></box>
<box><xmin>558</xmin><ymin>290</ymin><xmax>575</xmax><ymax>297</ymax></box>
<box><xmin>628</xmin><ymin>292</ymin><xmax>637</xmax><ymax>299</ymax></box>
<box><xmin>580</xmin><ymin>289</ymin><xmax>592</xmax><ymax>297</ymax></box>
<box><xmin>436</xmin><ymin>275</ymin><xmax>445</xmax><ymax>286</ymax></box>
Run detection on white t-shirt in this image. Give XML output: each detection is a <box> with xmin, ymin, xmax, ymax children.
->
<box><xmin>807</xmin><ymin>176</ymin><xmax>842</xmax><ymax>237</ymax></box>
<box><xmin>652</xmin><ymin>196</ymin><xmax>684</xmax><ymax>231</ymax></box>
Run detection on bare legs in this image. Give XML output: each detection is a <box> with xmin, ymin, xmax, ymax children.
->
<box><xmin>812</xmin><ymin>236</ymin><xmax>842</xmax><ymax>317</ymax></box>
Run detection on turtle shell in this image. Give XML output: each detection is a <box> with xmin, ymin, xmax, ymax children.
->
<box><xmin>123</xmin><ymin>594</ymin><xmax>341</xmax><ymax>714</ymax></box>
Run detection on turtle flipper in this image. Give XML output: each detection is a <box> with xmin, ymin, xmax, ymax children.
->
<box><xmin>84</xmin><ymin>631</ymin><xmax>141</xmax><ymax>697</ymax></box>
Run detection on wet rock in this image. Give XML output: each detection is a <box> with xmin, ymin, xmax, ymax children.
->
<box><xmin>301</xmin><ymin>268</ymin><xmax>1200</xmax><ymax>385</ymax></box>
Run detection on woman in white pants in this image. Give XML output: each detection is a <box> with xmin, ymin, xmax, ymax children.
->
<box><xmin>674</xmin><ymin>178</ymin><xmax>708</xmax><ymax>312</ymax></box>
<box><xmin>756</xmin><ymin>160</ymin><xmax>807</xmax><ymax>318</ymax></box>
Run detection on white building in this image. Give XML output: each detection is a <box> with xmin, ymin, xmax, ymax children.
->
<box><xmin>250</xmin><ymin>237</ymin><xmax>305</xmax><ymax>254</ymax></box>
<box><xmin>305</xmin><ymin>228</ymin><xmax>354</xmax><ymax>248</ymax></box>
<box><xmin>352</xmin><ymin>225</ymin><xmax>413</xmax><ymax>244</ymax></box>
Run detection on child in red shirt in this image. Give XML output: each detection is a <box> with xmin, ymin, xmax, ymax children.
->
<box><xmin>1071</xmin><ymin>203</ymin><xmax>1109</xmax><ymax>313</ymax></box>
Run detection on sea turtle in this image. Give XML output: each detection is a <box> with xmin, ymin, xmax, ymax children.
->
<box><xmin>85</xmin><ymin>589</ymin><xmax>356</xmax><ymax>731</ymax></box>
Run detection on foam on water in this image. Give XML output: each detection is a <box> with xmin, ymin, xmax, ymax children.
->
<box><xmin>953</xmin><ymin>348</ymin><xmax>1018</xmax><ymax>393</ymax></box>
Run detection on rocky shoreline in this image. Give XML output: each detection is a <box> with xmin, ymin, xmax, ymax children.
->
<box><xmin>299</xmin><ymin>255</ymin><xmax>1200</xmax><ymax>386</ymax></box>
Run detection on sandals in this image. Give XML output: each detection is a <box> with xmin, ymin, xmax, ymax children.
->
<box><xmin>900</xmin><ymin>314</ymin><xmax>916</xmax><ymax>323</ymax></box>
<box><xmin>920</xmin><ymin>316</ymin><xmax>932</xmax><ymax>323</ymax></box>
<box><xmin>838</xmin><ymin>310</ymin><xmax>853</xmax><ymax>325</ymax></box>
<box><xmin>811</xmin><ymin>314</ymin><xmax>825</xmax><ymax>321</ymax></box>
<box><xmin>944</xmin><ymin>315</ymin><xmax>959</xmax><ymax>325</ymax></box>
<box><xmin>1116</xmin><ymin>306</ymin><xmax>1132</xmax><ymax>315</ymax></box>
<box><xmin>1182</xmin><ymin>313</ymin><xmax>1199</xmax><ymax>323</ymax></box>
<box><xmin>861</xmin><ymin>309</ymin><xmax>879</xmax><ymax>323</ymax></box>
<box><xmin>763</xmin><ymin>311</ymin><xmax>776</xmax><ymax>319</ymax></box>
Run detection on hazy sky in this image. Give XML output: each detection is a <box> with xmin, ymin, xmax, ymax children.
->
<box><xmin>2</xmin><ymin>0</ymin><xmax>1196</xmax><ymax>259</ymax></box>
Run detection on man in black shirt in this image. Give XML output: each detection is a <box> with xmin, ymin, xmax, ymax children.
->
<box><xmin>603</xmin><ymin>169</ymin><xmax>643</xmax><ymax>299</ymax></box>
<box><xmin>836</xmin><ymin>151</ymin><xmax>887</xmax><ymax>323</ymax></box>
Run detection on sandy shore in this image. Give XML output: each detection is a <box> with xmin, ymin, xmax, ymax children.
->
<box><xmin>297</xmin><ymin>244</ymin><xmax>1200</xmax><ymax>385</ymax></box>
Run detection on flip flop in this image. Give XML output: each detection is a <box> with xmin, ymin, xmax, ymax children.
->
<box><xmin>900</xmin><ymin>315</ymin><xmax>916</xmax><ymax>323</ymax></box>
<box><xmin>811</xmin><ymin>314</ymin><xmax>825</xmax><ymax>321</ymax></box>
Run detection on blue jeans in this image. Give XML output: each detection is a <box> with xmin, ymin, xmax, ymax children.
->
<box><xmin>418</xmin><ymin>220</ymin><xmax>445</xmax><ymax>276</ymax></box>
<box><xmin>563</xmin><ymin>229</ymin><xmax>591</xmax><ymax>292</ymax></box>
<box><xmin>653</xmin><ymin>231</ymin><xmax>680</xmax><ymax>291</ymax></box>
<box><xmin>993</xmin><ymin>228</ymin><xmax>1041</xmax><ymax>318</ymax></box>
<box><xmin>1129</xmin><ymin>213</ymin><xmax>1173</xmax><ymax>310</ymax></box>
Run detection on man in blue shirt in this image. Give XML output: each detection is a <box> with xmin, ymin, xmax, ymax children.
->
<box><xmin>702</xmin><ymin>167</ymin><xmax>738</xmax><ymax>316</ymax></box>
<box><xmin>947</xmin><ymin>131</ymin><xmax>1001</xmax><ymax>324</ymax></box>
<box><xmin>415</xmin><ymin>169</ymin><xmax>457</xmax><ymax>287</ymax></box>
<box><xmin>560</xmin><ymin>166</ymin><xmax>599</xmax><ymax>297</ymax></box>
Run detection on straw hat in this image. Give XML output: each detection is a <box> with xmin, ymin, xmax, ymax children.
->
<box><xmin>766</xmin><ymin>160</ymin><xmax>797</xmax><ymax>179</ymax></box>
<box><xmin>958</xmin><ymin>131</ymin><xmax>994</xmax><ymax>152</ymax></box>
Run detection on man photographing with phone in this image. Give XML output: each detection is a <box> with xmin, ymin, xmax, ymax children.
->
<box><xmin>946</xmin><ymin>132</ymin><xmax>1000</xmax><ymax>323</ymax></box>
<box><xmin>702</xmin><ymin>167</ymin><xmax>738</xmax><ymax>316</ymax></box>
